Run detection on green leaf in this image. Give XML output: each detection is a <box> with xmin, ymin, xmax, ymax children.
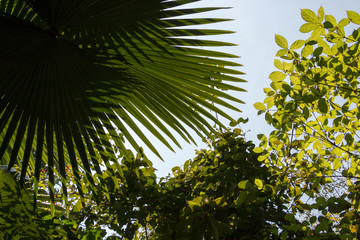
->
<box><xmin>338</xmin><ymin>18</ymin><xmax>350</xmax><ymax>27</ymax></box>
<box><xmin>347</xmin><ymin>11</ymin><xmax>360</xmax><ymax>25</ymax></box>
<box><xmin>299</xmin><ymin>23</ymin><xmax>317</xmax><ymax>33</ymax></box>
<box><xmin>254</xmin><ymin>102</ymin><xmax>266</xmax><ymax>111</ymax></box>
<box><xmin>313</xmin><ymin>47</ymin><xmax>323</xmax><ymax>56</ymax></box>
<box><xmin>276</xmin><ymin>49</ymin><xmax>288</xmax><ymax>57</ymax></box>
<box><xmin>274</xmin><ymin>59</ymin><xmax>283</xmax><ymax>70</ymax></box>
<box><xmin>254</xmin><ymin>179</ymin><xmax>263</xmax><ymax>190</ymax></box>
<box><xmin>318</xmin><ymin>98</ymin><xmax>329</xmax><ymax>114</ymax></box>
<box><xmin>301</xmin><ymin>45</ymin><xmax>314</xmax><ymax>58</ymax></box>
<box><xmin>275</xmin><ymin>34</ymin><xmax>288</xmax><ymax>49</ymax></box>
<box><xmin>318</xmin><ymin>6</ymin><xmax>325</xmax><ymax>22</ymax></box>
<box><xmin>238</xmin><ymin>117</ymin><xmax>249</xmax><ymax>124</ymax></box>
<box><xmin>325</xmin><ymin>14</ymin><xmax>337</xmax><ymax>26</ymax></box>
<box><xmin>253</xmin><ymin>147</ymin><xmax>264</xmax><ymax>153</ymax></box>
<box><xmin>236</xmin><ymin>191</ymin><xmax>248</xmax><ymax>205</ymax></box>
<box><xmin>335</xmin><ymin>134</ymin><xmax>344</xmax><ymax>145</ymax></box>
<box><xmin>345</xmin><ymin>133</ymin><xmax>354</xmax><ymax>145</ymax></box>
<box><xmin>290</xmin><ymin>40</ymin><xmax>305</xmax><ymax>50</ymax></box>
<box><xmin>238</xmin><ymin>180</ymin><xmax>250</xmax><ymax>190</ymax></box>
<box><xmin>301</xmin><ymin>9</ymin><xmax>320</xmax><ymax>24</ymax></box>
<box><xmin>269</xmin><ymin>71</ymin><xmax>287</xmax><ymax>82</ymax></box>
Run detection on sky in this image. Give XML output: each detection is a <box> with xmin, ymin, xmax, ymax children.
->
<box><xmin>139</xmin><ymin>0</ymin><xmax>360</xmax><ymax>177</ymax></box>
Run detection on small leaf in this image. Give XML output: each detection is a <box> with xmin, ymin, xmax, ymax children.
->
<box><xmin>269</xmin><ymin>71</ymin><xmax>287</xmax><ymax>82</ymax></box>
<box><xmin>338</xmin><ymin>18</ymin><xmax>350</xmax><ymax>28</ymax></box>
<box><xmin>229</xmin><ymin>120</ymin><xmax>237</xmax><ymax>127</ymax></box>
<box><xmin>345</xmin><ymin>133</ymin><xmax>354</xmax><ymax>145</ymax></box>
<box><xmin>335</xmin><ymin>134</ymin><xmax>344</xmax><ymax>145</ymax></box>
<box><xmin>299</xmin><ymin>23</ymin><xmax>317</xmax><ymax>33</ymax></box>
<box><xmin>301</xmin><ymin>9</ymin><xmax>319</xmax><ymax>24</ymax></box>
<box><xmin>323</xmin><ymin>21</ymin><xmax>334</xmax><ymax>29</ymax></box>
<box><xmin>313</xmin><ymin>47</ymin><xmax>323</xmax><ymax>56</ymax></box>
<box><xmin>237</xmin><ymin>117</ymin><xmax>249</xmax><ymax>124</ymax></box>
<box><xmin>301</xmin><ymin>45</ymin><xmax>313</xmax><ymax>58</ymax></box>
<box><xmin>238</xmin><ymin>180</ymin><xmax>250</xmax><ymax>190</ymax></box>
<box><xmin>347</xmin><ymin>11</ymin><xmax>360</xmax><ymax>25</ymax></box>
<box><xmin>254</xmin><ymin>179</ymin><xmax>263</xmax><ymax>190</ymax></box>
<box><xmin>290</xmin><ymin>40</ymin><xmax>305</xmax><ymax>50</ymax></box>
<box><xmin>253</xmin><ymin>147</ymin><xmax>264</xmax><ymax>153</ymax></box>
<box><xmin>234</xmin><ymin>128</ymin><xmax>241</xmax><ymax>135</ymax></box>
<box><xmin>276</xmin><ymin>49</ymin><xmax>288</xmax><ymax>57</ymax></box>
<box><xmin>318</xmin><ymin>98</ymin><xmax>329</xmax><ymax>114</ymax></box>
<box><xmin>236</xmin><ymin>191</ymin><xmax>247</xmax><ymax>205</ymax></box>
<box><xmin>274</xmin><ymin>59</ymin><xmax>283</xmax><ymax>70</ymax></box>
<box><xmin>254</xmin><ymin>102</ymin><xmax>266</xmax><ymax>111</ymax></box>
<box><xmin>318</xmin><ymin>6</ymin><xmax>325</xmax><ymax>22</ymax></box>
<box><xmin>275</xmin><ymin>34</ymin><xmax>288</xmax><ymax>49</ymax></box>
<box><xmin>325</xmin><ymin>14</ymin><xmax>337</xmax><ymax>26</ymax></box>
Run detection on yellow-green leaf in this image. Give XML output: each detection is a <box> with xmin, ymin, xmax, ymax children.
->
<box><xmin>253</xmin><ymin>147</ymin><xmax>264</xmax><ymax>153</ymax></box>
<box><xmin>335</xmin><ymin>134</ymin><xmax>344</xmax><ymax>145</ymax></box>
<box><xmin>275</xmin><ymin>34</ymin><xmax>288</xmax><ymax>49</ymax></box>
<box><xmin>347</xmin><ymin>11</ymin><xmax>360</xmax><ymax>25</ymax></box>
<box><xmin>301</xmin><ymin>45</ymin><xmax>313</xmax><ymax>58</ymax></box>
<box><xmin>325</xmin><ymin>14</ymin><xmax>337</xmax><ymax>26</ymax></box>
<box><xmin>290</xmin><ymin>40</ymin><xmax>305</xmax><ymax>50</ymax></box>
<box><xmin>301</xmin><ymin>9</ymin><xmax>319</xmax><ymax>24</ymax></box>
<box><xmin>274</xmin><ymin>59</ymin><xmax>283</xmax><ymax>70</ymax></box>
<box><xmin>254</xmin><ymin>102</ymin><xmax>266</xmax><ymax>111</ymax></box>
<box><xmin>269</xmin><ymin>71</ymin><xmax>287</xmax><ymax>82</ymax></box>
<box><xmin>318</xmin><ymin>6</ymin><xmax>325</xmax><ymax>22</ymax></box>
<box><xmin>254</xmin><ymin>179</ymin><xmax>263</xmax><ymax>190</ymax></box>
<box><xmin>299</xmin><ymin>23</ymin><xmax>317</xmax><ymax>33</ymax></box>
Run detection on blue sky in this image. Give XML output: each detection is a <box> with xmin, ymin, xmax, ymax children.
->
<box><xmin>141</xmin><ymin>0</ymin><xmax>360</xmax><ymax>177</ymax></box>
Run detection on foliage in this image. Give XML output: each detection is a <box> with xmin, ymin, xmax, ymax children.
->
<box><xmin>255</xmin><ymin>7</ymin><xmax>360</xmax><ymax>239</ymax></box>
<box><xmin>0</xmin><ymin>169</ymin><xmax>81</xmax><ymax>239</ymax></box>
<box><xmin>57</xmin><ymin>130</ymin><xmax>310</xmax><ymax>240</ymax></box>
<box><xmin>5</xmin><ymin>4</ymin><xmax>360</xmax><ymax>240</ymax></box>
<box><xmin>0</xmin><ymin>0</ymin><xmax>245</xmax><ymax>207</ymax></box>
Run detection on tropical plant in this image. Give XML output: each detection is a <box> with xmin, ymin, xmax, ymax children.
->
<box><xmin>0</xmin><ymin>0</ymin><xmax>244</xmax><ymax>207</ymax></box>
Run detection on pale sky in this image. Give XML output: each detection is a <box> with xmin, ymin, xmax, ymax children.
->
<box><xmin>136</xmin><ymin>1</ymin><xmax>360</xmax><ymax>177</ymax></box>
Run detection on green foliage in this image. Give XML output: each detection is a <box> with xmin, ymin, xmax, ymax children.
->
<box><xmin>5</xmin><ymin>5</ymin><xmax>360</xmax><ymax>240</ymax></box>
<box><xmin>75</xmin><ymin>130</ymin><xmax>312</xmax><ymax>239</ymax></box>
<box><xmin>0</xmin><ymin>169</ymin><xmax>79</xmax><ymax>239</ymax></box>
<box><xmin>256</xmin><ymin>7</ymin><xmax>360</xmax><ymax>238</ymax></box>
<box><xmin>0</xmin><ymin>0</ymin><xmax>245</xmax><ymax>208</ymax></box>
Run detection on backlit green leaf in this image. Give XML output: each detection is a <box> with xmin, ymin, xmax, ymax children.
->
<box><xmin>269</xmin><ymin>71</ymin><xmax>287</xmax><ymax>82</ymax></box>
<box><xmin>299</xmin><ymin>23</ymin><xmax>317</xmax><ymax>33</ymax></box>
<box><xmin>301</xmin><ymin>45</ymin><xmax>313</xmax><ymax>58</ymax></box>
<box><xmin>301</xmin><ymin>9</ymin><xmax>319</xmax><ymax>24</ymax></box>
<box><xmin>290</xmin><ymin>40</ymin><xmax>305</xmax><ymax>50</ymax></box>
<box><xmin>275</xmin><ymin>34</ymin><xmax>288</xmax><ymax>49</ymax></box>
<box><xmin>254</xmin><ymin>102</ymin><xmax>266</xmax><ymax>111</ymax></box>
<box><xmin>318</xmin><ymin>6</ymin><xmax>325</xmax><ymax>22</ymax></box>
<box><xmin>254</xmin><ymin>179</ymin><xmax>263</xmax><ymax>190</ymax></box>
<box><xmin>347</xmin><ymin>11</ymin><xmax>360</xmax><ymax>25</ymax></box>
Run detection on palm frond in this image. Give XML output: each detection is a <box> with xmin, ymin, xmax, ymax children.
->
<box><xmin>0</xmin><ymin>0</ymin><xmax>245</xmax><ymax>207</ymax></box>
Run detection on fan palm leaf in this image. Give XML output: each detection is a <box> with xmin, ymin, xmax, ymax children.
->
<box><xmin>0</xmin><ymin>0</ymin><xmax>245</xmax><ymax>208</ymax></box>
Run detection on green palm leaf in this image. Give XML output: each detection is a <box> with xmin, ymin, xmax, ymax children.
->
<box><xmin>0</xmin><ymin>0</ymin><xmax>245</xmax><ymax>207</ymax></box>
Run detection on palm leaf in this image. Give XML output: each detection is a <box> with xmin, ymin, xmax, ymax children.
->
<box><xmin>0</xmin><ymin>0</ymin><xmax>245</xmax><ymax>208</ymax></box>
